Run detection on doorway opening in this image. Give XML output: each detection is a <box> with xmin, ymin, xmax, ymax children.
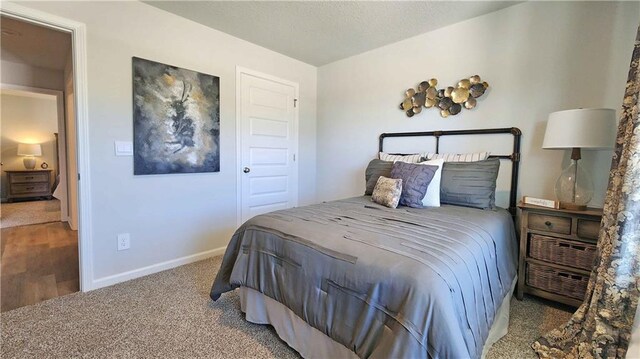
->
<box><xmin>0</xmin><ymin>14</ymin><xmax>79</xmax><ymax>311</ymax></box>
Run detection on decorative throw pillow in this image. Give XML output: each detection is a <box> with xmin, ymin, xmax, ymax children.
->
<box><xmin>371</xmin><ymin>176</ymin><xmax>402</xmax><ymax>208</ymax></box>
<box><xmin>418</xmin><ymin>158</ymin><xmax>445</xmax><ymax>207</ymax></box>
<box><xmin>440</xmin><ymin>158</ymin><xmax>500</xmax><ymax>210</ymax></box>
<box><xmin>364</xmin><ymin>159</ymin><xmax>393</xmax><ymax>195</ymax></box>
<box><xmin>390</xmin><ymin>161</ymin><xmax>438</xmax><ymax>208</ymax></box>
<box><xmin>379</xmin><ymin>152</ymin><xmax>425</xmax><ymax>163</ymax></box>
<box><xmin>425</xmin><ymin>151</ymin><xmax>490</xmax><ymax>162</ymax></box>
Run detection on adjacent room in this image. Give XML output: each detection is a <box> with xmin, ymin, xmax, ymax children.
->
<box><xmin>0</xmin><ymin>15</ymin><xmax>79</xmax><ymax>312</ymax></box>
<box><xmin>1</xmin><ymin>1</ymin><xmax>638</xmax><ymax>359</ymax></box>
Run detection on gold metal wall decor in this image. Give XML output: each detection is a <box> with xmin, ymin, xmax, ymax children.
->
<box><xmin>400</xmin><ymin>75</ymin><xmax>489</xmax><ymax>118</ymax></box>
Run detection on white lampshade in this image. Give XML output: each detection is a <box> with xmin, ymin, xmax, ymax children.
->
<box><xmin>543</xmin><ymin>108</ymin><xmax>616</xmax><ymax>150</ymax></box>
<box><xmin>17</xmin><ymin>143</ymin><xmax>42</xmax><ymax>156</ymax></box>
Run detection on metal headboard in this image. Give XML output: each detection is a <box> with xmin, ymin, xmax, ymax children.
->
<box><xmin>379</xmin><ymin>127</ymin><xmax>522</xmax><ymax>215</ymax></box>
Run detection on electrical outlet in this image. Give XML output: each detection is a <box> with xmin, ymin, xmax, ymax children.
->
<box><xmin>117</xmin><ymin>233</ymin><xmax>130</xmax><ymax>251</ymax></box>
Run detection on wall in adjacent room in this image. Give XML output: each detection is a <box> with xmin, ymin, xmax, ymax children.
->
<box><xmin>16</xmin><ymin>1</ymin><xmax>317</xmax><ymax>286</ymax></box>
<box><xmin>0</xmin><ymin>60</ymin><xmax>65</xmax><ymax>91</ymax></box>
<box><xmin>1</xmin><ymin>92</ymin><xmax>59</xmax><ymax>200</ymax></box>
<box><xmin>316</xmin><ymin>1</ymin><xmax>638</xmax><ymax>208</ymax></box>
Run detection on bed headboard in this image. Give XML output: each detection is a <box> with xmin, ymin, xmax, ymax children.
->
<box><xmin>379</xmin><ymin>127</ymin><xmax>522</xmax><ymax>215</ymax></box>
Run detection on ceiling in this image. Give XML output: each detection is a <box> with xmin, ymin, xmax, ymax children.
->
<box><xmin>1</xmin><ymin>15</ymin><xmax>71</xmax><ymax>71</ymax></box>
<box><xmin>146</xmin><ymin>1</ymin><xmax>521</xmax><ymax>66</ymax></box>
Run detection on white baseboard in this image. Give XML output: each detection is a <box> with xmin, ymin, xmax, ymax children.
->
<box><xmin>90</xmin><ymin>246</ymin><xmax>227</xmax><ymax>290</ymax></box>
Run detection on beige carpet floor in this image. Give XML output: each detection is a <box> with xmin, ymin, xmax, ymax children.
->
<box><xmin>0</xmin><ymin>199</ymin><xmax>61</xmax><ymax>229</ymax></box>
<box><xmin>1</xmin><ymin>256</ymin><xmax>573</xmax><ymax>358</ymax></box>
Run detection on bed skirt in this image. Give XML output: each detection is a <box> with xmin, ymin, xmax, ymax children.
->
<box><xmin>239</xmin><ymin>277</ymin><xmax>518</xmax><ymax>359</ymax></box>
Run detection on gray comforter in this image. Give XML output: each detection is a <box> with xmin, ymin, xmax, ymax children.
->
<box><xmin>211</xmin><ymin>196</ymin><xmax>517</xmax><ymax>359</ymax></box>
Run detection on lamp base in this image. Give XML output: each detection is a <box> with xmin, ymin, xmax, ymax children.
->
<box><xmin>23</xmin><ymin>157</ymin><xmax>36</xmax><ymax>170</ymax></box>
<box><xmin>559</xmin><ymin>201</ymin><xmax>587</xmax><ymax>211</ymax></box>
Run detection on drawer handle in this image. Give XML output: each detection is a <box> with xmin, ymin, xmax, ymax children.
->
<box><xmin>544</xmin><ymin>221</ymin><xmax>552</xmax><ymax>227</ymax></box>
<box><xmin>558</xmin><ymin>243</ymin><xmax>571</xmax><ymax>248</ymax></box>
<box><xmin>26</xmin><ymin>187</ymin><xmax>35</xmax><ymax>190</ymax></box>
<box><xmin>25</xmin><ymin>176</ymin><xmax>34</xmax><ymax>179</ymax></box>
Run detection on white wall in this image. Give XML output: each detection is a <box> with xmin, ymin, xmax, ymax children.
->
<box><xmin>0</xmin><ymin>92</ymin><xmax>59</xmax><ymax>199</ymax></box>
<box><xmin>316</xmin><ymin>1</ymin><xmax>638</xmax><ymax>208</ymax></box>
<box><xmin>16</xmin><ymin>1</ymin><xmax>317</xmax><ymax>284</ymax></box>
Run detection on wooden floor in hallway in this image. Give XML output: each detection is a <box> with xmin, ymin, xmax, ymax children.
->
<box><xmin>1</xmin><ymin>221</ymin><xmax>79</xmax><ymax>312</ymax></box>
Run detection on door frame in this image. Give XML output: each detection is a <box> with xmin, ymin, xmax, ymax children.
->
<box><xmin>1</xmin><ymin>2</ymin><xmax>94</xmax><ymax>291</ymax></box>
<box><xmin>0</xmin><ymin>84</ymin><xmax>68</xmax><ymax>222</ymax></box>
<box><xmin>235</xmin><ymin>66</ymin><xmax>299</xmax><ymax>228</ymax></box>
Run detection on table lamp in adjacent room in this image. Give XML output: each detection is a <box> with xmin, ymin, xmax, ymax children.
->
<box><xmin>17</xmin><ymin>143</ymin><xmax>42</xmax><ymax>170</ymax></box>
<box><xmin>542</xmin><ymin>108</ymin><xmax>616</xmax><ymax>211</ymax></box>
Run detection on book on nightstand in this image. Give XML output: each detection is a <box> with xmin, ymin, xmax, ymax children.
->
<box><xmin>522</xmin><ymin>196</ymin><xmax>560</xmax><ymax>209</ymax></box>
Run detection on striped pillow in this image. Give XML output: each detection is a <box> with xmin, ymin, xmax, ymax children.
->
<box><xmin>379</xmin><ymin>152</ymin><xmax>425</xmax><ymax>163</ymax></box>
<box><xmin>426</xmin><ymin>151</ymin><xmax>490</xmax><ymax>162</ymax></box>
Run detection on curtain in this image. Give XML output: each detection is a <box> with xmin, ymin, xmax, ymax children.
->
<box><xmin>532</xmin><ymin>25</ymin><xmax>640</xmax><ymax>358</ymax></box>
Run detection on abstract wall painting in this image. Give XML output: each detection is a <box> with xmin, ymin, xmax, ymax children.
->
<box><xmin>133</xmin><ymin>57</ymin><xmax>220</xmax><ymax>175</ymax></box>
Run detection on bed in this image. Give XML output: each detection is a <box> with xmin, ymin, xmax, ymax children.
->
<box><xmin>211</xmin><ymin>128</ymin><xmax>523</xmax><ymax>358</ymax></box>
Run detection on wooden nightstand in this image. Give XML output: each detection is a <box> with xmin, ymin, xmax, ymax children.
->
<box><xmin>517</xmin><ymin>202</ymin><xmax>603</xmax><ymax>307</ymax></box>
<box><xmin>5</xmin><ymin>170</ymin><xmax>53</xmax><ymax>202</ymax></box>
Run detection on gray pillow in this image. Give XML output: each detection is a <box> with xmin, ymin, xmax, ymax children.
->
<box><xmin>390</xmin><ymin>161</ymin><xmax>438</xmax><ymax>208</ymax></box>
<box><xmin>440</xmin><ymin>158</ymin><xmax>500</xmax><ymax>210</ymax></box>
<box><xmin>365</xmin><ymin>159</ymin><xmax>393</xmax><ymax>195</ymax></box>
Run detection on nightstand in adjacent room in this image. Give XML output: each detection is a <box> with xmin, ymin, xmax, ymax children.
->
<box><xmin>5</xmin><ymin>170</ymin><xmax>53</xmax><ymax>202</ymax></box>
<box><xmin>517</xmin><ymin>202</ymin><xmax>603</xmax><ymax>307</ymax></box>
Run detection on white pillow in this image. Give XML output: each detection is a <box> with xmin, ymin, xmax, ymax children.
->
<box><xmin>418</xmin><ymin>158</ymin><xmax>445</xmax><ymax>207</ymax></box>
<box><xmin>426</xmin><ymin>152</ymin><xmax>490</xmax><ymax>162</ymax></box>
<box><xmin>379</xmin><ymin>152</ymin><xmax>425</xmax><ymax>163</ymax></box>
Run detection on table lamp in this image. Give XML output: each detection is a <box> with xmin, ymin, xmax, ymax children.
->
<box><xmin>17</xmin><ymin>143</ymin><xmax>42</xmax><ymax>170</ymax></box>
<box><xmin>542</xmin><ymin>108</ymin><xmax>616</xmax><ymax>210</ymax></box>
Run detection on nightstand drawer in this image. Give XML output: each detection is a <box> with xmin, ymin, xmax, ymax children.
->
<box><xmin>526</xmin><ymin>262</ymin><xmax>588</xmax><ymax>300</ymax></box>
<box><xmin>528</xmin><ymin>213</ymin><xmax>571</xmax><ymax>234</ymax></box>
<box><xmin>577</xmin><ymin>219</ymin><xmax>600</xmax><ymax>240</ymax></box>
<box><xmin>10</xmin><ymin>183</ymin><xmax>49</xmax><ymax>195</ymax></box>
<box><xmin>10</xmin><ymin>173</ymin><xmax>49</xmax><ymax>184</ymax></box>
<box><xmin>529</xmin><ymin>234</ymin><xmax>596</xmax><ymax>270</ymax></box>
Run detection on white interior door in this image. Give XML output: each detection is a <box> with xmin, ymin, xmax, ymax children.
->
<box><xmin>64</xmin><ymin>78</ymin><xmax>78</xmax><ymax>230</ymax></box>
<box><xmin>238</xmin><ymin>69</ymin><xmax>298</xmax><ymax>224</ymax></box>
<box><xmin>55</xmin><ymin>91</ymin><xmax>68</xmax><ymax>223</ymax></box>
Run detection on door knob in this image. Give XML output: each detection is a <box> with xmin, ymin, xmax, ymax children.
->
<box><xmin>243</xmin><ymin>167</ymin><xmax>251</xmax><ymax>173</ymax></box>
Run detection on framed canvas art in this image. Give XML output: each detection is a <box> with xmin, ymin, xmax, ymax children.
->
<box><xmin>132</xmin><ymin>57</ymin><xmax>220</xmax><ymax>175</ymax></box>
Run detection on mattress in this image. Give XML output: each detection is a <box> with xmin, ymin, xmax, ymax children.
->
<box><xmin>211</xmin><ymin>196</ymin><xmax>518</xmax><ymax>358</ymax></box>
